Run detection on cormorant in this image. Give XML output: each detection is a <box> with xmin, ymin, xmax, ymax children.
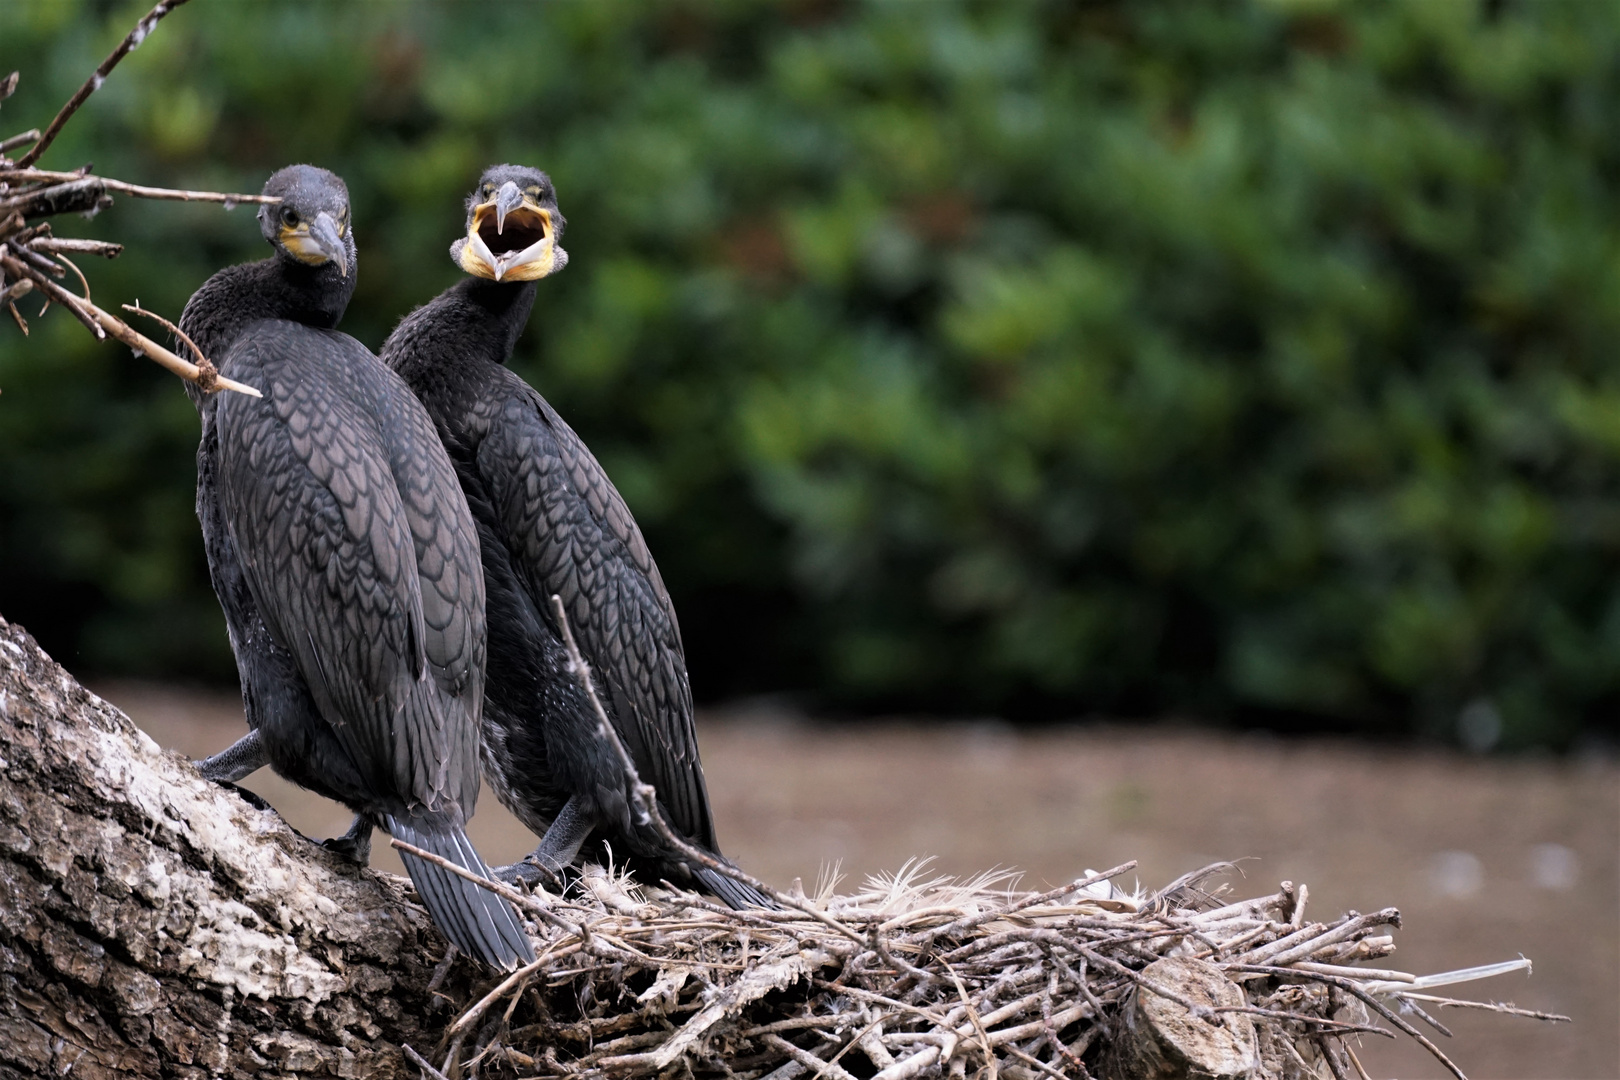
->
<box><xmin>382</xmin><ymin>165</ymin><xmax>766</xmax><ymax>908</ymax></box>
<box><xmin>181</xmin><ymin>164</ymin><xmax>535</xmax><ymax>969</ymax></box>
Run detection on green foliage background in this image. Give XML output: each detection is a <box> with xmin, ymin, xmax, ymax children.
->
<box><xmin>3</xmin><ymin>0</ymin><xmax>1619</xmax><ymax>748</ymax></box>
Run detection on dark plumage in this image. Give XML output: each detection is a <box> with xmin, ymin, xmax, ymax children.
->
<box><xmin>382</xmin><ymin>165</ymin><xmax>765</xmax><ymax>908</ymax></box>
<box><xmin>183</xmin><ymin>164</ymin><xmax>534</xmax><ymax>969</ymax></box>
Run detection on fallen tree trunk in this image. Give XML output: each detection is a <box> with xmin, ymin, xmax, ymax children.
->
<box><xmin>0</xmin><ymin>613</ymin><xmax>482</xmax><ymax>1079</ymax></box>
<box><xmin>0</xmin><ymin>612</ymin><xmax>1566</xmax><ymax>1080</ymax></box>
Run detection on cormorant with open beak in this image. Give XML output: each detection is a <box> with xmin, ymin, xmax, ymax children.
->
<box><xmin>383</xmin><ymin>165</ymin><xmax>766</xmax><ymax>908</ymax></box>
<box><xmin>181</xmin><ymin>164</ymin><xmax>535</xmax><ymax>970</ymax></box>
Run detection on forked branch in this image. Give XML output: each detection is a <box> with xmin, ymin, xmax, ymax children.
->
<box><xmin>0</xmin><ymin>1</ymin><xmax>266</xmax><ymax>397</ymax></box>
<box><xmin>15</xmin><ymin>0</ymin><xmax>195</xmax><ymax>168</ymax></box>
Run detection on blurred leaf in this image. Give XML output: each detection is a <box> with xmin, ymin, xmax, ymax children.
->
<box><xmin>3</xmin><ymin>0</ymin><xmax>1620</xmax><ymax>749</ymax></box>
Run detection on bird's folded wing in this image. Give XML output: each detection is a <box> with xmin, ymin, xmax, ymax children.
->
<box><xmin>214</xmin><ymin>329</ymin><xmax>461</xmax><ymax>810</ymax></box>
<box><xmin>480</xmin><ymin>379</ymin><xmax>717</xmax><ymax>848</ymax></box>
<box><xmin>367</xmin><ymin>357</ymin><xmax>487</xmax><ymax>707</ymax></box>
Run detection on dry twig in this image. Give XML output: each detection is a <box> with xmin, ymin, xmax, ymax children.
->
<box><xmin>15</xmin><ymin>0</ymin><xmax>195</xmax><ymax>168</ymax></box>
<box><xmin>1</xmin><ymin>1</ymin><xmax>268</xmax><ymax>398</ymax></box>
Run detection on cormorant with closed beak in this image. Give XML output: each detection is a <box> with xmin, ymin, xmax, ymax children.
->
<box><xmin>383</xmin><ymin>165</ymin><xmax>766</xmax><ymax>908</ymax></box>
<box><xmin>182</xmin><ymin>164</ymin><xmax>535</xmax><ymax>969</ymax></box>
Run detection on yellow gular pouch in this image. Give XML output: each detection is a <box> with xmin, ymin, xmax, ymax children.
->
<box><xmin>457</xmin><ymin>198</ymin><xmax>558</xmax><ymax>282</ymax></box>
<box><xmin>280</xmin><ymin>223</ymin><xmax>337</xmax><ymax>268</ymax></box>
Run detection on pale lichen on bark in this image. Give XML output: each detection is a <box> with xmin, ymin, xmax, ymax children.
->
<box><xmin>0</xmin><ymin>614</ymin><xmax>487</xmax><ymax>1079</ymax></box>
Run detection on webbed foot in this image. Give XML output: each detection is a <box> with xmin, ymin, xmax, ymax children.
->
<box><xmin>494</xmin><ymin>855</ymin><xmax>566</xmax><ymax>892</ymax></box>
<box><xmin>495</xmin><ymin>796</ymin><xmax>594</xmax><ymax>892</ymax></box>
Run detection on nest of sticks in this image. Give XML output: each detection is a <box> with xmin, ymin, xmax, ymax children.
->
<box><xmin>402</xmin><ymin>857</ymin><xmax>1567</xmax><ymax>1080</ymax></box>
<box><xmin>400</xmin><ymin>601</ymin><xmax>1566</xmax><ymax>1080</ymax></box>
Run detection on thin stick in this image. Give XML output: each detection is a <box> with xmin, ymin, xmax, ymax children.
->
<box><xmin>1345</xmin><ymin>1043</ymin><xmax>1375</xmax><ymax>1080</ymax></box>
<box><xmin>764</xmin><ymin>1036</ymin><xmax>868</xmax><ymax>1080</ymax></box>
<box><xmin>812</xmin><ymin>1013</ymin><xmax>891</xmax><ymax>1080</ymax></box>
<box><xmin>1001</xmin><ymin>1043</ymin><xmax>1068</xmax><ymax>1080</ymax></box>
<box><xmin>1</xmin><ymin>278</ymin><xmax>34</xmax><ymax>306</ymax></box>
<box><xmin>89</xmin><ymin>298</ymin><xmax>261</xmax><ymax>396</ymax></box>
<box><xmin>1398</xmin><ymin>997</ymin><xmax>1455</xmax><ymax>1039</ymax></box>
<box><xmin>809</xmin><ymin>980</ymin><xmax>957</xmax><ymax>1030</ymax></box>
<box><xmin>32</xmin><ymin>238</ymin><xmax>122</xmax><ymax>257</ymax></box>
<box><xmin>52</xmin><ymin>251</ymin><xmax>92</xmax><ymax>300</ymax></box>
<box><xmin>123</xmin><ymin>301</ymin><xmax>204</xmax><ymax>365</ymax></box>
<box><xmin>12</xmin><ymin>241</ymin><xmax>68</xmax><ymax>280</ymax></box>
<box><xmin>101</xmin><ymin>176</ymin><xmax>278</xmax><ymax>205</ymax></box>
<box><xmin>0</xmin><ymin>169</ymin><xmax>276</xmax><ymax>206</ymax></box>
<box><xmin>1291</xmin><ymin>962</ymin><xmax>1415</xmax><ymax>983</ymax></box>
<box><xmin>1</xmin><ymin>254</ymin><xmax>102</xmax><ymax>337</ymax></box>
<box><xmin>0</xmin><ymin>130</ymin><xmax>42</xmax><ymax>156</ymax></box>
<box><xmin>944</xmin><ymin>962</ymin><xmax>997</xmax><ymax>1080</ymax></box>
<box><xmin>761</xmin><ymin>1034</ymin><xmax>861</xmax><ymax>1080</ymax></box>
<box><xmin>400</xmin><ymin>1043</ymin><xmax>451</xmax><ymax>1080</ymax></box>
<box><xmin>1393</xmin><ymin>993</ymin><xmax>1570</xmax><ymax>1023</ymax></box>
<box><xmin>17</xmin><ymin>0</ymin><xmax>196</xmax><ymax>168</ymax></box>
<box><xmin>1314</xmin><ymin>1035</ymin><xmax>1353</xmax><ymax>1080</ymax></box>
<box><xmin>1208</xmin><ymin>1005</ymin><xmax>1391</xmax><ymax>1036</ymax></box>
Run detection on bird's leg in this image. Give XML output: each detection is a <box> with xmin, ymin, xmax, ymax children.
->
<box><xmin>321</xmin><ymin>813</ymin><xmax>375</xmax><ymax>864</ymax></box>
<box><xmin>496</xmin><ymin>796</ymin><xmax>594</xmax><ymax>889</ymax></box>
<box><xmin>195</xmin><ymin>729</ymin><xmax>267</xmax><ymax>783</ymax></box>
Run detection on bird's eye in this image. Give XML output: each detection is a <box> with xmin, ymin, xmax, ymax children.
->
<box><xmin>280</xmin><ymin>206</ymin><xmax>299</xmax><ymax>228</ymax></box>
<box><xmin>483</xmin><ymin>184</ymin><xmax>495</xmax><ymax>195</ymax></box>
<box><xmin>526</xmin><ymin>186</ymin><xmax>541</xmax><ymax>196</ymax></box>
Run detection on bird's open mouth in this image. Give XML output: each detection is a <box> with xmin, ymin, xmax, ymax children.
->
<box><xmin>459</xmin><ymin>198</ymin><xmax>558</xmax><ymax>282</ymax></box>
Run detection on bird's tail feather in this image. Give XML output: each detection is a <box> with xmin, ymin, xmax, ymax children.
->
<box><xmin>695</xmin><ymin>861</ymin><xmax>776</xmax><ymax>910</ymax></box>
<box><xmin>387</xmin><ymin>812</ymin><xmax>536</xmax><ymax>971</ymax></box>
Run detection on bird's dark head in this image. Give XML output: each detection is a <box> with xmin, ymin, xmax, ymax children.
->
<box><xmin>258</xmin><ymin>165</ymin><xmax>354</xmax><ymax>280</ymax></box>
<box><xmin>451</xmin><ymin>164</ymin><xmax>567</xmax><ymax>283</ymax></box>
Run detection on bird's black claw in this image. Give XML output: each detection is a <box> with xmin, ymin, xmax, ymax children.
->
<box><xmin>320</xmin><ymin>829</ymin><xmax>374</xmax><ymax>861</ymax></box>
<box><xmin>321</xmin><ymin>816</ymin><xmax>374</xmax><ymax>865</ymax></box>
<box><xmin>321</xmin><ymin>833</ymin><xmax>371</xmax><ymax>864</ymax></box>
<box><xmin>214</xmin><ymin>781</ymin><xmax>274</xmax><ymax>813</ymax></box>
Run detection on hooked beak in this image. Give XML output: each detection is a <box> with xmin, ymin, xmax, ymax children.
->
<box><xmin>281</xmin><ymin>209</ymin><xmax>349</xmax><ymax>278</ymax></box>
<box><xmin>494</xmin><ymin>181</ymin><xmax>524</xmax><ymax>236</ymax></box>
<box><xmin>456</xmin><ymin>187</ymin><xmax>565</xmax><ymax>282</ymax></box>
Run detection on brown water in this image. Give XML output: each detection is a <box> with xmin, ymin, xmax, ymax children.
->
<box><xmin>101</xmin><ymin>682</ymin><xmax>1619</xmax><ymax>1079</ymax></box>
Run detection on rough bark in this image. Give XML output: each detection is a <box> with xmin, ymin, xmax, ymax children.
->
<box><xmin>0</xmin><ymin>613</ymin><xmax>490</xmax><ymax>1079</ymax></box>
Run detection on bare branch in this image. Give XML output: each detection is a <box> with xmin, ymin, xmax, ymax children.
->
<box><xmin>1</xmin><ymin>253</ymin><xmax>102</xmax><ymax>337</ymax></box>
<box><xmin>0</xmin><ymin>129</ymin><xmax>41</xmax><ymax>156</ymax></box>
<box><xmin>123</xmin><ymin>300</ymin><xmax>203</xmax><ymax>365</ymax></box>
<box><xmin>16</xmin><ymin>0</ymin><xmax>196</xmax><ymax>168</ymax></box>
<box><xmin>32</xmin><ymin>236</ymin><xmax>123</xmax><ymax>257</ymax></box>
<box><xmin>0</xmin><ymin>170</ymin><xmax>276</xmax><ymax>208</ymax></box>
<box><xmin>98</xmin><ymin>176</ymin><xmax>279</xmax><ymax>205</ymax></box>
<box><xmin>401</xmin><ymin>1044</ymin><xmax>452</xmax><ymax>1080</ymax></box>
<box><xmin>87</xmin><ymin>295</ymin><xmax>261</xmax><ymax>397</ymax></box>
